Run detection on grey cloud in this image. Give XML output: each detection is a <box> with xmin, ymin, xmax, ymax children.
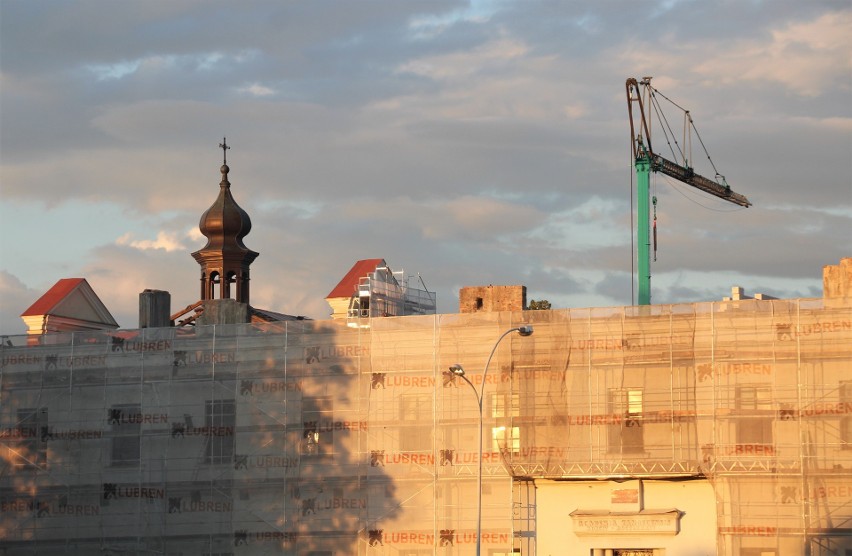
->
<box><xmin>1</xmin><ymin>1</ymin><xmax>849</xmax><ymax>333</ymax></box>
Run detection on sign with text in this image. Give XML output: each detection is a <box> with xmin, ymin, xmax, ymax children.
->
<box><xmin>571</xmin><ymin>510</ymin><xmax>681</xmax><ymax>536</ymax></box>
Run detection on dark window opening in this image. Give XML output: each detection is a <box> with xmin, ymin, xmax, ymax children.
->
<box><xmin>205</xmin><ymin>399</ymin><xmax>235</xmax><ymax>464</ymax></box>
<box><xmin>302</xmin><ymin>397</ymin><xmax>333</xmax><ymax>457</ymax></box>
<box><xmin>737</xmin><ymin>386</ymin><xmax>773</xmax><ymax>445</ymax></box>
<box><xmin>110</xmin><ymin>404</ymin><xmax>141</xmax><ymax>467</ymax></box>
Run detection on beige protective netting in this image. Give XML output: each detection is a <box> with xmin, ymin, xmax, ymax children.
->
<box><xmin>1</xmin><ymin>299</ymin><xmax>850</xmax><ymax>554</ymax></box>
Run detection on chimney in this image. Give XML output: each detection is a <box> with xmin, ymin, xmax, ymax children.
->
<box><xmin>139</xmin><ymin>290</ymin><xmax>171</xmax><ymax>328</ymax></box>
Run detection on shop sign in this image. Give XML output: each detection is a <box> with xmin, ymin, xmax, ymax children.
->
<box><xmin>571</xmin><ymin>510</ymin><xmax>681</xmax><ymax>536</ymax></box>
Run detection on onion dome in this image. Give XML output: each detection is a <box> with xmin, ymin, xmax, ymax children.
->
<box><xmin>195</xmin><ymin>163</ymin><xmax>256</xmax><ymax>254</ymax></box>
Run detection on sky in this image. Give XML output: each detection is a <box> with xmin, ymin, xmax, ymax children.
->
<box><xmin>1</xmin><ymin>0</ymin><xmax>850</xmax><ymax>335</ymax></box>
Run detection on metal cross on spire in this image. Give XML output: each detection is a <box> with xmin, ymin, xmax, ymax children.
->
<box><xmin>219</xmin><ymin>137</ymin><xmax>230</xmax><ymax>164</ymax></box>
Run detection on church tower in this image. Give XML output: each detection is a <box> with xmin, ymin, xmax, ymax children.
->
<box><xmin>191</xmin><ymin>139</ymin><xmax>259</xmax><ymax>305</ymax></box>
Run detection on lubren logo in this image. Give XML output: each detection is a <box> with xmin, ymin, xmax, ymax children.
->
<box><xmin>234</xmin><ymin>454</ymin><xmax>298</xmax><ymax>470</ymax></box>
<box><xmin>102</xmin><ymin>483</ymin><xmax>165</xmax><ymax>501</ymax></box>
<box><xmin>356</xmin><ymin>530</ymin><xmax>509</xmax><ymax>546</ymax></box>
<box><xmin>234</xmin><ymin>530</ymin><xmax>298</xmax><ymax>546</ymax></box>
<box><xmin>368</xmin><ymin>530</ymin><xmax>384</xmax><ymax>546</ymax></box>
<box><xmin>1</xmin><ymin>353</ymin><xmax>106</xmax><ymax>369</ymax></box>
<box><xmin>775</xmin><ymin>320</ymin><xmax>851</xmax><ymax>340</ymax></box>
<box><xmin>697</xmin><ymin>363</ymin><xmax>772</xmax><ymax>381</ymax></box>
<box><xmin>167</xmin><ymin>492</ymin><xmax>232</xmax><ymax>513</ymax></box>
<box><xmin>305</xmin><ymin>345</ymin><xmax>369</xmax><ymax>363</ymax></box>
<box><xmin>108</xmin><ymin>409</ymin><xmax>168</xmax><ymax>425</ymax></box>
<box><xmin>240</xmin><ymin>379</ymin><xmax>302</xmax><ymax>395</ymax></box>
<box><xmin>110</xmin><ymin>337</ymin><xmax>172</xmax><ymax>352</ymax></box>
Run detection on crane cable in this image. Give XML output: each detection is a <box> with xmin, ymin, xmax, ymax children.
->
<box><xmin>649</xmin><ymin>90</ymin><xmax>685</xmax><ymax>164</ymax></box>
<box><xmin>649</xmin><ymin>85</ymin><xmax>726</xmax><ymax>184</ymax></box>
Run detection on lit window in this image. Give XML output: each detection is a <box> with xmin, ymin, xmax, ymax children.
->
<box><xmin>608</xmin><ymin>389</ymin><xmax>644</xmax><ymax>453</ymax></box>
<box><xmin>492</xmin><ymin>425</ymin><xmax>520</xmax><ymax>454</ymax></box>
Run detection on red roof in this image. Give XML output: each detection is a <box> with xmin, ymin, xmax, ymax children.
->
<box><xmin>21</xmin><ymin>278</ymin><xmax>86</xmax><ymax>316</ymax></box>
<box><xmin>326</xmin><ymin>259</ymin><xmax>385</xmax><ymax>299</ymax></box>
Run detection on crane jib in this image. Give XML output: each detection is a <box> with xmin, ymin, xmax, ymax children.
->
<box><xmin>651</xmin><ymin>155</ymin><xmax>752</xmax><ymax>208</ymax></box>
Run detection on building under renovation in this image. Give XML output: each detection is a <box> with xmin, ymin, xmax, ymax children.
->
<box><xmin>1</xmin><ymin>153</ymin><xmax>850</xmax><ymax>555</ymax></box>
<box><xmin>1</xmin><ymin>258</ymin><xmax>850</xmax><ymax>555</ymax></box>
<box><xmin>325</xmin><ymin>258</ymin><xmax>437</xmax><ymax>327</ymax></box>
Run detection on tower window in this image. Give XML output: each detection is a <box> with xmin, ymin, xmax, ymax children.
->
<box><xmin>210</xmin><ymin>271</ymin><xmax>221</xmax><ymax>299</ymax></box>
<box><xmin>226</xmin><ymin>271</ymin><xmax>237</xmax><ymax>299</ymax></box>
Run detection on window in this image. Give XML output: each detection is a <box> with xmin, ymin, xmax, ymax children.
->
<box><xmin>400</xmin><ymin>394</ymin><xmax>432</xmax><ymax>451</ymax></box>
<box><xmin>225</xmin><ymin>271</ymin><xmax>237</xmax><ymax>299</ymax></box>
<box><xmin>490</xmin><ymin>393</ymin><xmax>520</xmax><ymax>454</ymax></box>
<box><xmin>608</xmin><ymin>389</ymin><xmax>644</xmax><ymax>453</ymax></box>
<box><xmin>491</xmin><ymin>393</ymin><xmax>520</xmax><ymax>418</ymax></box>
<box><xmin>110</xmin><ymin>404</ymin><xmax>141</xmax><ymax>466</ymax></box>
<box><xmin>205</xmin><ymin>399</ymin><xmax>235</xmax><ymax>464</ymax></box>
<box><xmin>737</xmin><ymin>386</ymin><xmax>773</xmax><ymax>445</ymax></box>
<box><xmin>492</xmin><ymin>425</ymin><xmax>520</xmax><ymax>454</ymax></box>
<box><xmin>841</xmin><ymin>381</ymin><xmax>851</xmax><ymax>448</ymax></box>
<box><xmin>210</xmin><ymin>271</ymin><xmax>221</xmax><ymax>299</ymax></box>
<box><xmin>14</xmin><ymin>408</ymin><xmax>48</xmax><ymax>468</ymax></box>
<box><xmin>302</xmin><ymin>397</ymin><xmax>332</xmax><ymax>457</ymax></box>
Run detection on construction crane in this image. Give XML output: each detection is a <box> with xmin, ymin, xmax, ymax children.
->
<box><xmin>626</xmin><ymin>77</ymin><xmax>751</xmax><ymax>305</ymax></box>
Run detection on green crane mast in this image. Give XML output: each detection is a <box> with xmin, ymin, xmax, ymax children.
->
<box><xmin>625</xmin><ymin>77</ymin><xmax>752</xmax><ymax>305</ymax></box>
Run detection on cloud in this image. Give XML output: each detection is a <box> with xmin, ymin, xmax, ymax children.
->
<box><xmin>0</xmin><ymin>271</ymin><xmax>35</xmax><ymax>335</ymax></box>
<box><xmin>238</xmin><ymin>83</ymin><xmax>276</xmax><ymax>97</ymax></box>
<box><xmin>79</xmin><ymin>244</ymin><xmax>198</xmax><ymax>329</ymax></box>
<box><xmin>115</xmin><ymin>231</ymin><xmax>189</xmax><ymax>252</ymax></box>
<box><xmin>694</xmin><ymin>11</ymin><xmax>852</xmax><ymax>96</ymax></box>
<box><xmin>1</xmin><ymin>0</ymin><xmax>849</xmax><ymax>335</ymax></box>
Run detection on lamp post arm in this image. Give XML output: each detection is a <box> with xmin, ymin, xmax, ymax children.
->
<box><xmin>478</xmin><ymin>327</ymin><xmax>521</xmax><ymax>394</ymax></box>
<box><xmin>456</xmin><ymin>373</ymin><xmax>482</xmax><ymax>408</ymax></box>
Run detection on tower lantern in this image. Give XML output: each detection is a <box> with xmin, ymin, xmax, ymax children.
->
<box><xmin>191</xmin><ymin>138</ymin><xmax>259</xmax><ymax>304</ymax></box>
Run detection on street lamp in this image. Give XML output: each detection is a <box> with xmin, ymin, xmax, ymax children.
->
<box><xmin>448</xmin><ymin>325</ymin><xmax>533</xmax><ymax>556</ymax></box>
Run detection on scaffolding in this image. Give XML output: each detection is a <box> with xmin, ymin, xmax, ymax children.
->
<box><xmin>346</xmin><ymin>266</ymin><xmax>436</xmax><ymax>327</ymax></box>
<box><xmin>1</xmin><ymin>297</ymin><xmax>850</xmax><ymax>554</ymax></box>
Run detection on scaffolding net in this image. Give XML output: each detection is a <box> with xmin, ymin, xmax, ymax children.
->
<box><xmin>1</xmin><ymin>298</ymin><xmax>850</xmax><ymax>555</ymax></box>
